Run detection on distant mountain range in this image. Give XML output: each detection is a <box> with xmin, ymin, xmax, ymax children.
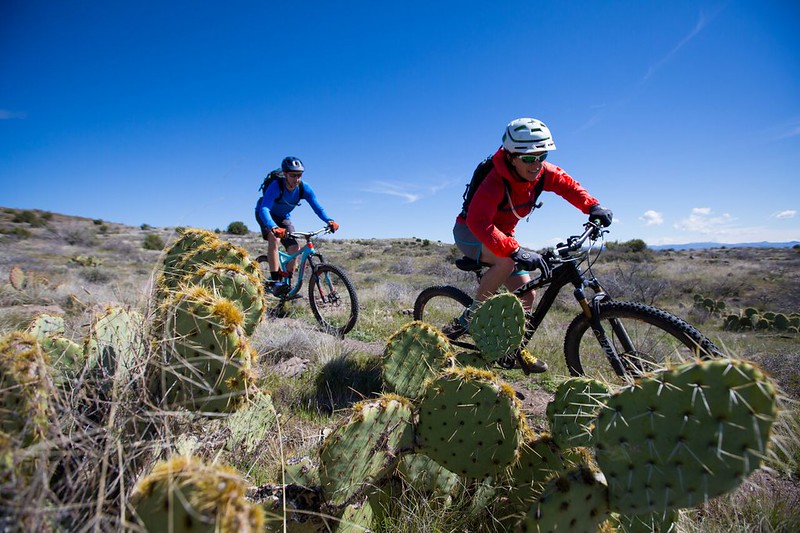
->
<box><xmin>650</xmin><ymin>241</ymin><xmax>800</xmax><ymax>251</ymax></box>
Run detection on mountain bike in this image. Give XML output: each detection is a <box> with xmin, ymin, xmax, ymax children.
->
<box><xmin>256</xmin><ymin>227</ymin><xmax>358</xmax><ymax>336</ymax></box>
<box><xmin>413</xmin><ymin>221</ymin><xmax>722</xmax><ymax>379</ymax></box>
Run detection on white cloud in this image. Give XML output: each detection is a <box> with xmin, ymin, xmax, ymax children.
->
<box><xmin>675</xmin><ymin>208</ymin><xmax>735</xmax><ymax>234</ymax></box>
<box><xmin>640</xmin><ymin>210</ymin><xmax>664</xmax><ymax>226</ymax></box>
<box><xmin>362</xmin><ymin>179</ymin><xmax>454</xmax><ymax>204</ymax></box>
<box><xmin>363</xmin><ymin>181</ymin><xmax>420</xmax><ymax>203</ymax></box>
<box><xmin>774</xmin><ymin>210</ymin><xmax>797</xmax><ymax>219</ymax></box>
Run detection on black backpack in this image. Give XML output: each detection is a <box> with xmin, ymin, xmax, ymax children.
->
<box><xmin>459</xmin><ymin>156</ymin><xmax>546</xmax><ymax>219</ymax></box>
<box><xmin>259</xmin><ymin>169</ymin><xmax>305</xmax><ymax>203</ymax></box>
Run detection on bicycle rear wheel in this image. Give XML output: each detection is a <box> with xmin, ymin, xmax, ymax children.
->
<box><xmin>308</xmin><ymin>263</ymin><xmax>358</xmax><ymax>336</ymax></box>
<box><xmin>413</xmin><ymin>286</ymin><xmax>473</xmax><ymax>342</ymax></box>
<box><xmin>564</xmin><ymin>301</ymin><xmax>722</xmax><ymax>381</ymax></box>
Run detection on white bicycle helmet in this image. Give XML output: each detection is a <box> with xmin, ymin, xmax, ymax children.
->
<box><xmin>502</xmin><ymin>118</ymin><xmax>557</xmax><ymax>153</ymax></box>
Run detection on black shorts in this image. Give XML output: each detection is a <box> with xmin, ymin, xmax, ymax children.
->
<box><xmin>255</xmin><ymin>210</ymin><xmax>298</xmax><ymax>247</ymax></box>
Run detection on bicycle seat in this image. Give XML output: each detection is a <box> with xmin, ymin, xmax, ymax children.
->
<box><xmin>455</xmin><ymin>257</ymin><xmax>486</xmax><ymax>272</ymax></box>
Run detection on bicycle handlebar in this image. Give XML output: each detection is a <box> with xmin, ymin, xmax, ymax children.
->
<box><xmin>288</xmin><ymin>227</ymin><xmax>332</xmax><ymax>241</ymax></box>
<box><xmin>551</xmin><ymin>221</ymin><xmax>604</xmax><ymax>258</ymax></box>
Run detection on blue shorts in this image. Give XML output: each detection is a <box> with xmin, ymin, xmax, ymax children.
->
<box><xmin>453</xmin><ymin>221</ymin><xmax>482</xmax><ymax>261</ymax></box>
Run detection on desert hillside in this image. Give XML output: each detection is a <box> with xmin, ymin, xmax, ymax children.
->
<box><xmin>2</xmin><ymin>206</ymin><xmax>799</xmax><ymax>531</ymax></box>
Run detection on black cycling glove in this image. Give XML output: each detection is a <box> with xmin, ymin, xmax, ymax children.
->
<box><xmin>510</xmin><ymin>248</ymin><xmax>551</xmax><ymax>279</ymax></box>
<box><xmin>589</xmin><ymin>204</ymin><xmax>613</xmax><ymax>227</ymax></box>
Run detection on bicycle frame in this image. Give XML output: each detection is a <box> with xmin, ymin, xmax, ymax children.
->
<box><xmin>483</xmin><ymin>222</ymin><xmax>632</xmax><ymax>374</ymax></box>
<box><xmin>275</xmin><ymin>229</ymin><xmax>328</xmax><ymax>298</ymax></box>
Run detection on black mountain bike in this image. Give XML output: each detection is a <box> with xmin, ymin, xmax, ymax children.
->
<box><xmin>413</xmin><ymin>222</ymin><xmax>722</xmax><ymax>379</ymax></box>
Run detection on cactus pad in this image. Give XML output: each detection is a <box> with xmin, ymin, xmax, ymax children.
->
<box><xmin>184</xmin><ymin>264</ymin><xmax>265</xmax><ymax>336</ymax></box>
<box><xmin>157</xmin><ymin>288</ymin><xmax>256</xmax><ymax>413</ymax></box>
<box><xmin>319</xmin><ymin>394</ymin><xmax>414</xmax><ymax>507</ymax></box>
<box><xmin>523</xmin><ymin>465</ymin><xmax>610</xmax><ymax>532</ymax></box>
<box><xmin>225</xmin><ymin>390</ymin><xmax>276</xmax><ymax>454</ymax></box>
<box><xmin>382</xmin><ymin>321</ymin><xmax>453</xmax><ymax>400</ymax></box>
<box><xmin>0</xmin><ymin>332</ymin><xmax>52</xmax><ymax>446</ymax></box>
<box><xmin>546</xmin><ymin>377</ymin><xmax>611</xmax><ymax>449</ymax></box>
<box><xmin>416</xmin><ymin>367</ymin><xmax>527</xmax><ymax>478</ymax></box>
<box><xmin>27</xmin><ymin>313</ymin><xmax>65</xmax><ymax>339</ymax></box>
<box><xmin>504</xmin><ymin>434</ymin><xmax>576</xmax><ymax>511</ymax></box>
<box><xmin>84</xmin><ymin>306</ymin><xmax>143</xmax><ymax>384</ymax></box>
<box><xmin>594</xmin><ymin>358</ymin><xmax>779</xmax><ymax>515</ymax></box>
<box><xmin>397</xmin><ymin>453</ymin><xmax>462</xmax><ymax>500</ymax></box>
<box><xmin>469</xmin><ymin>293</ymin><xmax>525</xmax><ymax>362</ymax></box>
<box><xmin>130</xmin><ymin>455</ymin><xmax>264</xmax><ymax>532</ymax></box>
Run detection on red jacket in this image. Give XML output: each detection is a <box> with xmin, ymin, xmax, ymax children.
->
<box><xmin>457</xmin><ymin>148</ymin><xmax>599</xmax><ymax>257</ymax></box>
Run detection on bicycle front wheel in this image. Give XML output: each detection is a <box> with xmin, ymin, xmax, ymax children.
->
<box><xmin>564</xmin><ymin>301</ymin><xmax>722</xmax><ymax>381</ymax></box>
<box><xmin>413</xmin><ymin>286</ymin><xmax>473</xmax><ymax>342</ymax></box>
<box><xmin>308</xmin><ymin>264</ymin><xmax>358</xmax><ymax>336</ymax></box>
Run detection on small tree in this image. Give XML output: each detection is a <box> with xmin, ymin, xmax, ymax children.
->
<box><xmin>226</xmin><ymin>221</ymin><xmax>249</xmax><ymax>235</ymax></box>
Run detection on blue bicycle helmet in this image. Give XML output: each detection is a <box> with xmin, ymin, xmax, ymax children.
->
<box><xmin>281</xmin><ymin>156</ymin><xmax>305</xmax><ymax>173</ymax></box>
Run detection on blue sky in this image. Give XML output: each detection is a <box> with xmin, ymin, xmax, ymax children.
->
<box><xmin>2</xmin><ymin>1</ymin><xmax>798</xmax><ymax>248</ymax></box>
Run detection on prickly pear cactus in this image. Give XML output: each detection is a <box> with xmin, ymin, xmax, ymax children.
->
<box><xmin>397</xmin><ymin>453</ymin><xmax>461</xmax><ymax>500</ymax></box>
<box><xmin>225</xmin><ymin>390</ymin><xmax>276</xmax><ymax>454</ymax></box>
<box><xmin>165</xmin><ymin>240</ymin><xmax>258</xmax><ymax>290</ymax></box>
<box><xmin>319</xmin><ymin>394</ymin><xmax>414</xmax><ymax>507</ymax></box>
<box><xmin>469</xmin><ymin>293</ymin><xmax>525</xmax><ymax>362</ymax></box>
<box><xmin>27</xmin><ymin>313</ymin><xmax>65</xmax><ymax>339</ymax></box>
<box><xmin>452</xmin><ymin>350</ymin><xmax>491</xmax><ymax>369</ymax></box>
<box><xmin>156</xmin><ymin>287</ymin><xmax>257</xmax><ymax>413</ymax></box>
<box><xmin>9</xmin><ymin>266</ymin><xmax>26</xmax><ymax>290</ymax></box>
<box><xmin>546</xmin><ymin>377</ymin><xmax>611</xmax><ymax>449</ymax></box>
<box><xmin>382</xmin><ymin>321</ymin><xmax>453</xmax><ymax>400</ymax></box>
<box><xmin>83</xmin><ymin>306</ymin><xmax>143</xmax><ymax>384</ymax></box>
<box><xmin>184</xmin><ymin>264</ymin><xmax>265</xmax><ymax>336</ymax></box>
<box><xmin>504</xmin><ymin>434</ymin><xmax>577</xmax><ymax>511</ymax></box>
<box><xmin>594</xmin><ymin>358</ymin><xmax>779</xmax><ymax>515</ymax></box>
<box><xmin>416</xmin><ymin>367</ymin><xmax>528</xmax><ymax>479</ymax></box>
<box><xmin>26</xmin><ymin>314</ymin><xmax>84</xmax><ymax>385</ymax></box>
<box><xmin>130</xmin><ymin>455</ymin><xmax>264</xmax><ymax>532</ymax></box>
<box><xmin>162</xmin><ymin>228</ymin><xmax>220</xmax><ymax>273</ymax></box>
<box><xmin>523</xmin><ymin>465</ymin><xmax>610</xmax><ymax>533</ymax></box>
<box><xmin>0</xmin><ymin>332</ymin><xmax>52</xmax><ymax>446</ymax></box>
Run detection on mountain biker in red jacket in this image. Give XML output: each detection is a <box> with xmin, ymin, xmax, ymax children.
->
<box><xmin>453</xmin><ymin>118</ymin><xmax>613</xmax><ymax>371</ymax></box>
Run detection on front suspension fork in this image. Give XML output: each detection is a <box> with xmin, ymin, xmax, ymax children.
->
<box><xmin>575</xmin><ymin>288</ymin><xmax>628</xmax><ymax>377</ymax></box>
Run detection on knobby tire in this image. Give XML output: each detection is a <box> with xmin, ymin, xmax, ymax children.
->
<box><xmin>413</xmin><ymin>286</ymin><xmax>474</xmax><ymax>344</ymax></box>
<box><xmin>563</xmin><ymin>300</ymin><xmax>722</xmax><ymax>380</ymax></box>
<box><xmin>308</xmin><ymin>263</ymin><xmax>359</xmax><ymax>337</ymax></box>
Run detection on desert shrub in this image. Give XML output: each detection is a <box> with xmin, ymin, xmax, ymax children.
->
<box><xmin>79</xmin><ymin>267</ymin><xmax>113</xmax><ymax>284</ymax></box>
<box><xmin>56</xmin><ymin>223</ymin><xmax>99</xmax><ymax>246</ymax></box>
<box><xmin>142</xmin><ymin>233</ymin><xmax>165</xmax><ymax>250</ymax></box>
<box><xmin>602</xmin><ymin>261</ymin><xmax>670</xmax><ymax>305</ymax></box>
<box><xmin>12</xmin><ymin>209</ymin><xmax>46</xmax><ymax>227</ymax></box>
<box><xmin>140</xmin><ymin>223</ymin><xmax>152</xmax><ymax>230</ymax></box>
<box><xmin>1</xmin><ymin>227</ymin><xmax>32</xmax><ymax>239</ymax></box>
<box><xmin>226</xmin><ymin>221</ymin><xmax>249</xmax><ymax>235</ymax></box>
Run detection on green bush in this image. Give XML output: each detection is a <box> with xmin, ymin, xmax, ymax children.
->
<box><xmin>226</xmin><ymin>221</ymin><xmax>249</xmax><ymax>235</ymax></box>
<box><xmin>143</xmin><ymin>233</ymin><xmax>165</xmax><ymax>251</ymax></box>
<box><xmin>11</xmin><ymin>210</ymin><xmax>46</xmax><ymax>227</ymax></box>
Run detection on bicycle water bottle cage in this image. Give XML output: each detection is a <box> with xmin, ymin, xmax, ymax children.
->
<box><xmin>455</xmin><ymin>257</ymin><xmax>484</xmax><ymax>272</ymax></box>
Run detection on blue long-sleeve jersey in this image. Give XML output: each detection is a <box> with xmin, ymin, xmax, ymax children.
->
<box><xmin>255</xmin><ymin>180</ymin><xmax>332</xmax><ymax>229</ymax></box>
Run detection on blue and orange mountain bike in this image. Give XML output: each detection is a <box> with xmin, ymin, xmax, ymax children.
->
<box><xmin>256</xmin><ymin>227</ymin><xmax>358</xmax><ymax>336</ymax></box>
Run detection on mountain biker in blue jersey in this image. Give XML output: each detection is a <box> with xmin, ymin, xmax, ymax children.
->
<box><xmin>255</xmin><ymin>156</ymin><xmax>339</xmax><ymax>295</ymax></box>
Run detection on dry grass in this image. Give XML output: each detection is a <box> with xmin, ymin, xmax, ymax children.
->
<box><xmin>1</xmin><ymin>207</ymin><xmax>799</xmax><ymax>531</ymax></box>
